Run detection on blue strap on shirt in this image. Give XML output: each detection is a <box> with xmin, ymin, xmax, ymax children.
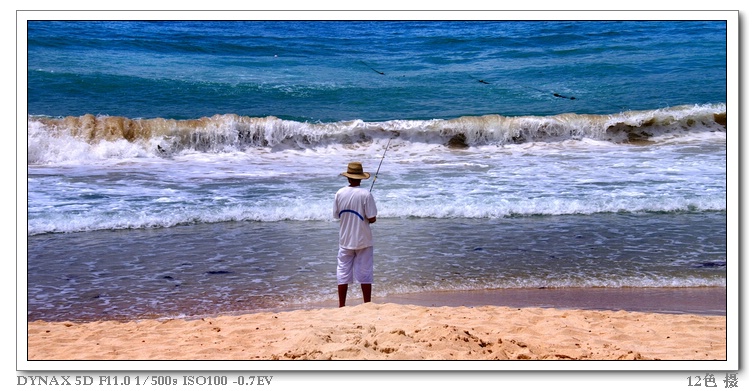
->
<box><xmin>338</xmin><ymin>209</ymin><xmax>364</xmax><ymax>221</ymax></box>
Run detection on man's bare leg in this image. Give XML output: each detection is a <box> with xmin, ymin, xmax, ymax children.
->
<box><xmin>361</xmin><ymin>283</ymin><xmax>372</xmax><ymax>303</ymax></box>
<box><xmin>338</xmin><ymin>284</ymin><xmax>348</xmax><ymax>307</ymax></box>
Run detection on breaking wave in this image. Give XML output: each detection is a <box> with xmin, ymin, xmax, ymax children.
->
<box><xmin>27</xmin><ymin>104</ymin><xmax>726</xmax><ymax>164</ymax></box>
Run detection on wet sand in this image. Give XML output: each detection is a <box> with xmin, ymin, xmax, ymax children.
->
<box><xmin>376</xmin><ymin>287</ymin><xmax>726</xmax><ymax>316</ymax></box>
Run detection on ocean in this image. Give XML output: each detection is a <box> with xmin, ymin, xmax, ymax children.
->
<box><xmin>25</xmin><ymin>19</ymin><xmax>729</xmax><ymax>322</ymax></box>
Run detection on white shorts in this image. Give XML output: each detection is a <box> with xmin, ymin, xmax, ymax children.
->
<box><xmin>336</xmin><ymin>246</ymin><xmax>374</xmax><ymax>284</ymax></box>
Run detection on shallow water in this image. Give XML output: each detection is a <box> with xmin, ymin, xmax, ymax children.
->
<box><xmin>27</xmin><ymin>212</ymin><xmax>726</xmax><ymax>321</ymax></box>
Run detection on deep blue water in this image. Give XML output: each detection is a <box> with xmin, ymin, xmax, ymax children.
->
<box><xmin>27</xmin><ymin>20</ymin><xmax>726</xmax><ymax>122</ymax></box>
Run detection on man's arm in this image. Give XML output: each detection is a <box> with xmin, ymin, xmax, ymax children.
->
<box><xmin>333</xmin><ymin>193</ymin><xmax>340</xmax><ymax>220</ymax></box>
<box><xmin>366</xmin><ymin>192</ymin><xmax>377</xmax><ymax>224</ymax></box>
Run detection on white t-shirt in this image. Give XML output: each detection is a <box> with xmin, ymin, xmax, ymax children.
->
<box><xmin>333</xmin><ymin>185</ymin><xmax>378</xmax><ymax>250</ymax></box>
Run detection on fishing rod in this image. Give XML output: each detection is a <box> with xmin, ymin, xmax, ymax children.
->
<box><xmin>370</xmin><ymin>137</ymin><xmax>393</xmax><ymax>192</ymax></box>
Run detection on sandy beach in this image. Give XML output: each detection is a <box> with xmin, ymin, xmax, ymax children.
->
<box><xmin>27</xmin><ymin>289</ymin><xmax>726</xmax><ymax>361</ymax></box>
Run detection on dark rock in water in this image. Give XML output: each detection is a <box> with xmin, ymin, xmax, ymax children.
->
<box><xmin>446</xmin><ymin>133</ymin><xmax>469</xmax><ymax>149</ymax></box>
<box><xmin>606</xmin><ymin>121</ymin><xmax>656</xmax><ymax>144</ymax></box>
<box><xmin>207</xmin><ymin>270</ymin><xmax>232</xmax><ymax>275</ymax></box>
<box><xmin>511</xmin><ymin>134</ymin><xmax>527</xmax><ymax>143</ymax></box>
<box><xmin>714</xmin><ymin>112</ymin><xmax>726</xmax><ymax>127</ymax></box>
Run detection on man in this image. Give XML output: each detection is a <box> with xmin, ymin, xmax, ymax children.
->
<box><xmin>333</xmin><ymin>162</ymin><xmax>378</xmax><ymax>307</ymax></box>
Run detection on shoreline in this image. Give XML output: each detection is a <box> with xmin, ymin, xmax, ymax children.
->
<box><xmin>262</xmin><ymin>286</ymin><xmax>727</xmax><ymax>318</ymax></box>
<box><xmin>27</xmin><ymin>286</ymin><xmax>727</xmax><ymax>323</ymax></box>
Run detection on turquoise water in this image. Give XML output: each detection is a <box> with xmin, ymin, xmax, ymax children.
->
<box><xmin>27</xmin><ymin>21</ymin><xmax>725</xmax><ymax>121</ymax></box>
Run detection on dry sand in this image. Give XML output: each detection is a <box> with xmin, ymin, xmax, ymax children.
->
<box><xmin>27</xmin><ymin>302</ymin><xmax>726</xmax><ymax>361</ymax></box>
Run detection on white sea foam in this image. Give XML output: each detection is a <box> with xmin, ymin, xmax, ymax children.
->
<box><xmin>27</xmin><ymin>104</ymin><xmax>726</xmax><ymax>164</ymax></box>
<box><xmin>26</xmin><ymin>105</ymin><xmax>727</xmax><ymax>234</ymax></box>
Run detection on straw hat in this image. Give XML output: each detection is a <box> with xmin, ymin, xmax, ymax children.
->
<box><xmin>340</xmin><ymin>162</ymin><xmax>370</xmax><ymax>180</ymax></box>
